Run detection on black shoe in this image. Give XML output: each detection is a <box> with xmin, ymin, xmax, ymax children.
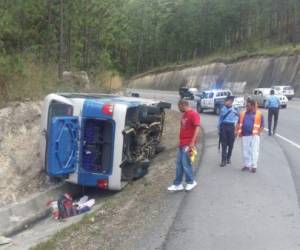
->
<box><xmin>220</xmin><ymin>162</ymin><xmax>226</xmax><ymax>167</ymax></box>
<box><xmin>268</xmin><ymin>132</ymin><xmax>272</xmax><ymax>136</ymax></box>
<box><xmin>227</xmin><ymin>159</ymin><xmax>231</xmax><ymax>164</ymax></box>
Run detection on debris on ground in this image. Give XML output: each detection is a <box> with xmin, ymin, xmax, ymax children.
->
<box><xmin>48</xmin><ymin>194</ymin><xmax>95</xmax><ymax>220</ymax></box>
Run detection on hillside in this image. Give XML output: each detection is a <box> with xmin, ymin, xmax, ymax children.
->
<box><xmin>1</xmin><ymin>0</ymin><xmax>300</xmax><ymax>105</ymax></box>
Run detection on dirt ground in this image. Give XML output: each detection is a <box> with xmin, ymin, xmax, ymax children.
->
<box><xmin>32</xmin><ymin>110</ymin><xmax>188</xmax><ymax>250</ymax></box>
<box><xmin>0</xmin><ymin>102</ymin><xmax>53</xmax><ymax>206</ymax></box>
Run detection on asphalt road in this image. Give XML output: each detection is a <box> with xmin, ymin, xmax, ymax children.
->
<box><xmin>131</xmin><ymin>89</ymin><xmax>300</xmax><ymax>250</ymax></box>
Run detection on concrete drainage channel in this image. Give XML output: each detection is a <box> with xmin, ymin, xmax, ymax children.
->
<box><xmin>0</xmin><ymin>183</ymin><xmax>83</xmax><ymax>237</ymax></box>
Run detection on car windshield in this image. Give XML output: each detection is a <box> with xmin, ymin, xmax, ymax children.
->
<box><xmin>203</xmin><ymin>92</ymin><xmax>214</xmax><ymax>98</ymax></box>
<box><xmin>195</xmin><ymin>92</ymin><xmax>203</xmax><ymax>97</ymax></box>
<box><xmin>262</xmin><ymin>89</ymin><xmax>272</xmax><ymax>95</ymax></box>
<box><xmin>272</xmin><ymin>86</ymin><xmax>281</xmax><ymax>90</ymax></box>
<box><xmin>283</xmin><ymin>86</ymin><xmax>293</xmax><ymax>90</ymax></box>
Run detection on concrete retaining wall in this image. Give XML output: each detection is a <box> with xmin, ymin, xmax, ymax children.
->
<box><xmin>129</xmin><ymin>56</ymin><xmax>300</xmax><ymax>96</ymax></box>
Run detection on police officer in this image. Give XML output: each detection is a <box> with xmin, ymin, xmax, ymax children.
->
<box><xmin>266</xmin><ymin>89</ymin><xmax>280</xmax><ymax>136</ymax></box>
<box><xmin>219</xmin><ymin>96</ymin><xmax>239</xmax><ymax>167</ymax></box>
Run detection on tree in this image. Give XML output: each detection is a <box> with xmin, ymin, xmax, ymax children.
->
<box><xmin>58</xmin><ymin>0</ymin><xmax>65</xmax><ymax>79</ymax></box>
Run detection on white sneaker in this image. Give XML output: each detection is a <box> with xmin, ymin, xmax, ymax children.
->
<box><xmin>185</xmin><ymin>181</ymin><xmax>197</xmax><ymax>191</ymax></box>
<box><xmin>167</xmin><ymin>184</ymin><xmax>184</xmax><ymax>191</ymax></box>
<box><xmin>0</xmin><ymin>235</ymin><xmax>12</xmax><ymax>245</ymax></box>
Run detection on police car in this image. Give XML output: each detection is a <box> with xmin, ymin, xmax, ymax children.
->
<box><xmin>196</xmin><ymin>89</ymin><xmax>245</xmax><ymax>114</ymax></box>
<box><xmin>41</xmin><ymin>93</ymin><xmax>171</xmax><ymax>190</ymax></box>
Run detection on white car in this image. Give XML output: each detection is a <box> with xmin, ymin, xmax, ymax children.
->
<box><xmin>196</xmin><ymin>89</ymin><xmax>245</xmax><ymax>114</ymax></box>
<box><xmin>271</xmin><ymin>85</ymin><xmax>295</xmax><ymax>100</ymax></box>
<box><xmin>251</xmin><ymin>88</ymin><xmax>288</xmax><ymax>108</ymax></box>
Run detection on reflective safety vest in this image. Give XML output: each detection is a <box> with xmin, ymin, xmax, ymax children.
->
<box><xmin>237</xmin><ymin>110</ymin><xmax>262</xmax><ymax>136</ymax></box>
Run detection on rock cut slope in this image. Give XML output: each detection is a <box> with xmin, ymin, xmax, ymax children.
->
<box><xmin>0</xmin><ymin>102</ymin><xmax>52</xmax><ymax>206</ymax></box>
<box><xmin>129</xmin><ymin>55</ymin><xmax>300</xmax><ymax>96</ymax></box>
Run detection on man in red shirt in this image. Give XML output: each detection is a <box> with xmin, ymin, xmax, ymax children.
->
<box><xmin>168</xmin><ymin>99</ymin><xmax>200</xmax><ymax>191</ymax></box>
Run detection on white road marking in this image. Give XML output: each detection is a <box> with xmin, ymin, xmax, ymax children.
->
<box><xmin>264</xmin><ymin>128</ymin><xmax>300</xmax><ymax>149</ymax></box>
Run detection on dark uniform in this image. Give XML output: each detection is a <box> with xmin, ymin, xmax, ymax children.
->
<box><xmin>266</xmin><ymin>92</ymin><xmax>280</xmax><ymax>135</ymax></box>
<box><xmin>218</xmin><ymin>96</ymin><xmax>239</xmax><ymax>167</ymax></box>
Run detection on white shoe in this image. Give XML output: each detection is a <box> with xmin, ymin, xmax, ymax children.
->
<box><xmin>185</xmin><ymin>181</ymin><xmax>197</xmax><ymax>191</ymax></box>
<box><xmin>0</xmin><ymin>235</ymin><xmax>12</xmax><ymax>245</ymax></box>
<box><xmin>167</xmin><ymin>184</ymin><xmax>184</xmax><ymax>191</ymax></box>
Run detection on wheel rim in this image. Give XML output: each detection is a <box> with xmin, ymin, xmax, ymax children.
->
<box><xmin>197</xmin><ymin>104</ymin><xmax>201</xmax><ymax>112</ymax></box>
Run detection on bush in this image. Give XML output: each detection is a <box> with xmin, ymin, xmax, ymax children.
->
<box><xmin>0</xmin><ymin>53</ymin><xmax>124</xmax><ymax>108</ymax></box>
<box><xmin>0</xmin><ymin>54</ymin><xmax>25</xmax><ymax>105</ymax></box>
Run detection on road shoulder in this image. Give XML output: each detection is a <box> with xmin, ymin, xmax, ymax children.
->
<box><xmin>164</xmin><ymin>123</ymin><xmax>300</xmax><ymax>250</ymax></box>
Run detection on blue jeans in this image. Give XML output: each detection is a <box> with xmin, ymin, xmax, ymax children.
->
<box><xmin>173</xmin><ymin>147</ymin><xmax>194</xmax><ymax>185</ymax></box>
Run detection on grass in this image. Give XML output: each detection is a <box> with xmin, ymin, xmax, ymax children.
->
<box><xmin>132</xmin><ymin>43</ymin><xmax>300</xmax><ymax>79</ymax></box>
<box><xmin>0</xmin><ymin>54</ymin><xmax>123</xmax><ymax>108</ymax></box>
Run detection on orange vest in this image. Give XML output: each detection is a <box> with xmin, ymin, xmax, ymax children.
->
<box><xmin>237</xmin><ymin>110</ymin><xmax>262</xmax><ymax>136</ymax></box>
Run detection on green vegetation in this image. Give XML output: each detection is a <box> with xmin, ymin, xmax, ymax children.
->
<box><xmin>125</xmin><ymin>0</ymin><xmax>300</xmax><ymax>73</ymax></box>
<box><xmin>1</xmin><ymin>0</ymin><xmax>300</xmax><ymax>104</ymax></box>
<box><xmin>134</xmin><ymin>43</ymin><xmax>300</xmax><ymax>78</ymax></box>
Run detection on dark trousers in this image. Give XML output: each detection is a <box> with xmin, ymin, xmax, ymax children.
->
<box><xmin>268</xmin><ymin>108</ymin><xmax>279</xmax><ymax>134</ymax></box>
<box><xmin>220</xmin><ymin>123</ymin><xmax>235</xmax><ymax>163</ymax></box>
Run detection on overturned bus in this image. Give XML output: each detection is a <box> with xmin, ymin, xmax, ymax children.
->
<box><xmin>41</xmin><ymin>93</ymin><xmax>171</xmax><ymax>190</ymax></box>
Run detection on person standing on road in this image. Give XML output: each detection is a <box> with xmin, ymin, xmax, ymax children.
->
<box><xmin>266</xmin><ymin>89</ymin><xmax>280</xmax><ymax>136</ymax></box>
<box><xmin>218</xmin><ymin>96</ymin><xmax>239</xmax><ymax>167</ymax></box>
<box><xmin>235</xmin><ymin>99</ymin><xmax>264</xmax><ymax>173</ymax></box>
<box><xmin>168</xmin><ymin>99</ymin><xmax>200</xmax><ymax>192</ymax></box>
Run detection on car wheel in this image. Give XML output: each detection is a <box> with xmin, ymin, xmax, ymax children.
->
<box><xmin>197</xmin><ymin>103</ymin><xmax>203</xmax><ymax>113</ymax></box>
<box><xmin>214</xmin><ymin>106</ymin><xmax>220</xmax><ymax>115</ymax></box>
<box><xmin>263</xmin><ymin>100</ymin><xmax>267</xmax><ymax>109</ymax></box>
<box><xmin>282</xmin><ymin>105</ymin><xmax>287</xmax><ymax>109</ymax></box>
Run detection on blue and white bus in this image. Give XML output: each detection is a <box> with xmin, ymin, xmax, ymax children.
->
<box><xmin>40</xmin><ymin>93</ymin><xmax>171</xmax><ymax>190</ymax></box>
